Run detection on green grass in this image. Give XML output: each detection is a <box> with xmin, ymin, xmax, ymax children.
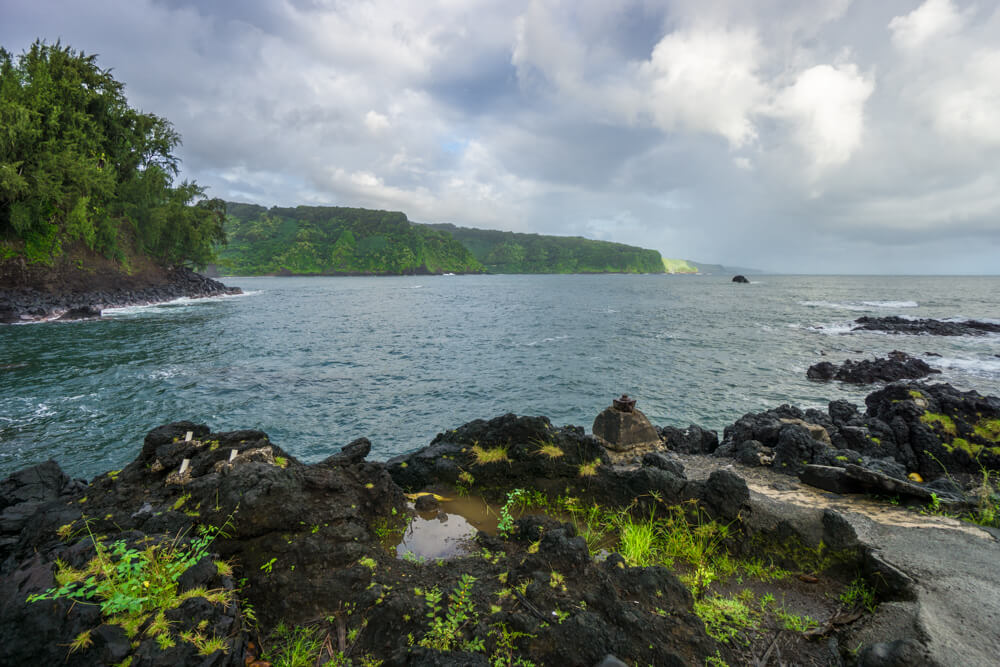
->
<box><xmin>471</xmin><ymin>445</ymin><xmax>510</xmax><ymax>465</ymax></box>
<box><xmin>263</xmin><ymin>622</ymin><xmax>324</xmax><ymax>667</ymax></box>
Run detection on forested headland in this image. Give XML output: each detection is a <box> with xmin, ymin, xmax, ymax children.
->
<box><xmin>422</xmin><ymin>223</ymin><xmax>665</xmax><ymax>274</ymax></box>
<box><xmin>0</xmin><ymin>41</ymin><xmax>225</xmax><ymax>289</ymax></box>
<box><xmin>216</xmin><ymin>203</ymin><xmax>484</xmax><ymax>275</ymax></box>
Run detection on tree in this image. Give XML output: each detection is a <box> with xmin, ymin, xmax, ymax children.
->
<box><xmin>0</xmin><ymin>40</ymin><xmax>224</xmax><ymax>268</ymax></box>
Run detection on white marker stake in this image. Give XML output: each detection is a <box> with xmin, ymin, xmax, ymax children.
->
<box><xmin>185</xmin><ymin>431</ymin><xmax>193</xmax><ymax>442</ymax></box>
<box><xmin>229</xmin><ymin>449</ymin><xmax>238</xmax><ymax>463</ymax></box>
<box><xmin>178</xmin><ymin>459</ymin><xmax>190</xmax><ymax>475</ymax></box>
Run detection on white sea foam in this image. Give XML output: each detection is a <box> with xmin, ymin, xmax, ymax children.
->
<box><xmin>805</xmin><ymin>322</ymin><xmax>856</xmax><ymax>335</ymax></box>
<box><xmin>103</xmin><ymin>290</ymin><xmax>255</xmax><ymax>317</ymax></box>
<box><xmin>861</xmin><ymin>300</ymin><xmax>918</xmax><ymax>308</ymax></box>
<box><xmin>933</xmin><ymin>356</ymin><xmax>1000</xmax><ymax>379</ymax></box>
<box><xmin>523</xmin><ymin>334</ymin><xmax>571</xmax><ymax>347</ymax></box>
<box><xmin>799</xmin><ymin>300</ymin><xmax>918</xmax><ymax>311</ymax></box>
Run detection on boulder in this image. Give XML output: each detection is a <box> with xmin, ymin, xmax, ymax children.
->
<box><xmin>732</xmin><ymin>275</ymin><xmax>750</xmax><ymax>283</ymax></box>
<box><xmin>592</xmin><ymin>400</ymin><xmax>660</xmax><ymax>454</ymax></box>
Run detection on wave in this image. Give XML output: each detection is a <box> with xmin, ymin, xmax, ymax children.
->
<box><xmin>103</xmin><ymin>291</ymin><xmax>257</xmax><ymax>317</ymax></box>
<box><xmin>523</xmin><ymin>334</ymin><xmax>571</xmax><ymax>347</ymax></box>
<box><xmin>799</xmin><ymin>300</ymin><xmax>918</xmax><ymax>312</ymax></box>
<box><xmin>933</xmin><ymin>356</ymin><xmax>1000</xmax><ymax>379</ymax></box>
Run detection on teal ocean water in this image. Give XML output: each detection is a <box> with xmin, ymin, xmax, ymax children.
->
<box><xmin>2</xmin><ymin>274</ymin><xmax>999</xmax><ymax>479</ymax></box>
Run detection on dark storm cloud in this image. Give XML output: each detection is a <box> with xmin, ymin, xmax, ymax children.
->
<box><xmin>3</xmin><ymin>0</ymin><xmax>999</xmax><ymax>273</ymax></box>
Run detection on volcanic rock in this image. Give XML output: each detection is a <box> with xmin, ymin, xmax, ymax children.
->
<box><xmin>852</xmin><ymin>316</ymin><xmax>1000</xmax><ymax>336</ymax></box>
<box><xmin>592</xmin><ymin>401</ymin><xmax>660</xmax><ymax>456</ymax></box>
<box><xmin>807</xmin><ymin>351</ymin><xmax>940</xmax><ymax>384</ymax></box>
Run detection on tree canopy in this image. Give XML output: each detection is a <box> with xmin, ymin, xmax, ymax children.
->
<box><xmin>218</xmin><ymin>204</ymin><xmax>484</xmax><ymax>275</ymax></box>
<box><xmin>424</xmin><ymin>223</ymin><xmax>665</xmax><ymax>274</ymax></box>
<box><xmin>0</xmin><ymin>40</ymin><xmax>224</xmax><ymax>268</ymax></box>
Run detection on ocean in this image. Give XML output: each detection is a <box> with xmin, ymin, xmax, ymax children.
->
<box><xmin>2</xmin><ymin>274</ymin><xmax>998</xmax><ymax>479</ymax></box>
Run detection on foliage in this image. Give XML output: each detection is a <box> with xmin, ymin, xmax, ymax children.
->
<box><xmin>418</xmin><ymin>574</ymin><xmax>481</xmax><ymax>652</ymax></box>
<box><xmin>27</xmin><ymin>517</ymin><xmax>228</xmax><ymax>619</ymax></box>
<box><xmin>0</xmin><ymin>40</ymin><xmax>225</xmax><ymax>268</ymax></box>
<box><xmin>263</xmin><ymin>622</ymin><xmax>324</xmax><ymax>667</ymax></box>
<box><xmin>497</xmin><ymin>489</ymin><xmax>526</xmax><ymax>538</ymax></box>
<box><xmin>217</xmin><ymin>204</ymin><xmax>483</xmax><ymax>275</ymax></box>
<box><xmin>839</xmin><ymin>577</ymin><xmax>878</xmax><ymax>614</ymax></box>
<box><xmin>424</xmin><ymin>222</ymin><xmax>665</xmax><ymax>274</ymax></box>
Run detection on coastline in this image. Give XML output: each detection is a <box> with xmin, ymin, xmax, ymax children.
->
<box><xmin>2</xmin><ymin>378</ymin><xmax>999</xmax><ymax>665</ymax></box>
<box><xmin>0</xmin><ymin>267</ymin><xmax>242</xmax><ymax>323</ymax></box>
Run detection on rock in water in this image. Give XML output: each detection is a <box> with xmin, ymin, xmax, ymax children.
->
<box><xmin>592</xmin><ymin>395</ymin><xmax>660</xmax><ymax>456</ymax></box>
<box><xmin>732</xmin><ymin>275</ymin><xmax>750</xmax><ymax>283</ymax></box>
<box><xmin>807</xmin><ymin>351</ymin><xmax>940</xmax><ymax>384</ymax></box>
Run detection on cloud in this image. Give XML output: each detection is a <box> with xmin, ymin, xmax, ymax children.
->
<box><xmin>769</xmin><ymin>64</ymin><xmax>875</xmax><ymax>171</ymax></box>
<box><xmin>2</xmin><ymin>0</ymin><xmax>999</xmax><ymax>273</ymax></box>
<box><xmin>639</xmin><ymin>27</ymin><xmax>766</xmax><ymax>147</ymax></box>
<box><xmin>889</xmin><ymin>0</ymin><xmax>965</xmax><ymax>51</ymax></box>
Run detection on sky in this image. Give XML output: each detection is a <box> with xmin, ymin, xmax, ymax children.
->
<box><xmin>3</xmin><ymin>0</ymin><xmax>999</xmax><ymax>274</ymax></box>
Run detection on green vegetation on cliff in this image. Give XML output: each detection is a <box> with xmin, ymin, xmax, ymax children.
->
<box><xmin>662</xmin><ymin>258</ymin><xmax>697</xmax><ymax>274</ymax></box>
<box><xmin>0</xmin><ymin>41</ymin><xmax>225</xmax><ymax>270</ymax></box>
<box><xmin>423</xmin><ymin>223</ymin><xmax>664</xmax><ymax>274</ymax></box>
<box><xmin>216</xmin><ymin>204</ymin><xmax>484</xmax><ymax>275</ymax></box>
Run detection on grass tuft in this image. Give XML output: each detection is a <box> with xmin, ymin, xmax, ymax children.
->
<box><xmin>471</xmin><ymin>444</ymin><xmax>510</xmax><ymax>465</ymax></box>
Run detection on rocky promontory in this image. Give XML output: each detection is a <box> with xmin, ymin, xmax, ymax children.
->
<box><xmin>0</xmin><ymin>266</ymin><xmax>241</xmax><ymax>323</ymax></box>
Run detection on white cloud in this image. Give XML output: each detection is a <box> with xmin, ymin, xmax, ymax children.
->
<box><xmin>639</xmin><ymin>28</ymin><xmax>766</xmax><ymax>147</ymax></box>
<box><xmin>928</xmin><ymin>48</ymin><xmax>1000</xmax><ymax>145</ymax></box>
<box><xmin>364</xmin><ymin>110</ymin><xmax>391</xmax><ymax>133</ymax></box>
<box><xmin>889</xmin><ymin>0</ymin><xmax>965</xmax><ymax>51</ymax></box>
<box><xmin>769</xmin><ymin>64</ymin><xmax>875</xmax><ymax>171</ymax></box>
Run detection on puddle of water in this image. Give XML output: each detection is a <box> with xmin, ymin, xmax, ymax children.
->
<box><xmin>391</xmin><ymin>491</ymin><xmax>502</xmax><ymax>560</ymax></box>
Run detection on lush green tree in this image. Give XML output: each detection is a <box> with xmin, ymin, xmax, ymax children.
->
<box><xmin>0</xmin><ymin>40</ymin><xmax>224</xmax><ymax>268</ymax></box>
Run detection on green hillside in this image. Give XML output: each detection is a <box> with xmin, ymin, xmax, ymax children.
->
<box><xmin>216</xmin><ymin>204</ymin><xmax>484</xmax><ymax>275</ymax></box>
<box><xmin>422</xmin><ymin>223</ymin><xmax>664</xmax><ymax>274</ymax></box>
<box><xmin>662</xmin><ymin>258</ymin><xmax>697</xmax><ymax>274</ymax></box>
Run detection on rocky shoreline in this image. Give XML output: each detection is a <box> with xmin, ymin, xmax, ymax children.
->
<box><xmin>0</xmin><ymin>267</ymin><xmax>242</xmax><ymax>323</ymax></box>
<box><xmin>2</xmin><ymin>380</ymin><xmax>999</xmax><ymax>666</ymax></box>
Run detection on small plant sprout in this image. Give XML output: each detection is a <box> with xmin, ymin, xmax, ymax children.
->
<box><xmin>260</xmin><ymin>557</ymin><xmax>277</xmax><ymax>574</ymax></box>
<box><xmin>578</xmin><ymin>459</ymin><xmax>601</xmax><ymax>477</ymax></box>
<box><xmin>497</xmin><ymin>488</ymin><xmax>526</xmax><ymax>538</ymax></box>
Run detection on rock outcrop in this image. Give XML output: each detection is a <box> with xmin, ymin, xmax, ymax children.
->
<box><xmin>807</xmin><ymin>350</ymin><xmax>940</xmax><ymax>384</ymax></box>
<box><xmin>714</xmin><ymin>381</ymin><xmax>1000</xmax><ymax>492</ymax></box>
<box><xmin>852</xmin><ymin>316</ymin><xmax>1000</xmax><ymax>336</ymax></box>
<box><xmin>591</xmin><ymin>396</ymin><xmax>662</xmax><ymax>462</ymax></box>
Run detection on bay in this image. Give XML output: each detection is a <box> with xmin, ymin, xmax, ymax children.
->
<box><xmin>2</xmin><ymin>274</ymin><xmax>998</xmax><ymax>479</ymax></box>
